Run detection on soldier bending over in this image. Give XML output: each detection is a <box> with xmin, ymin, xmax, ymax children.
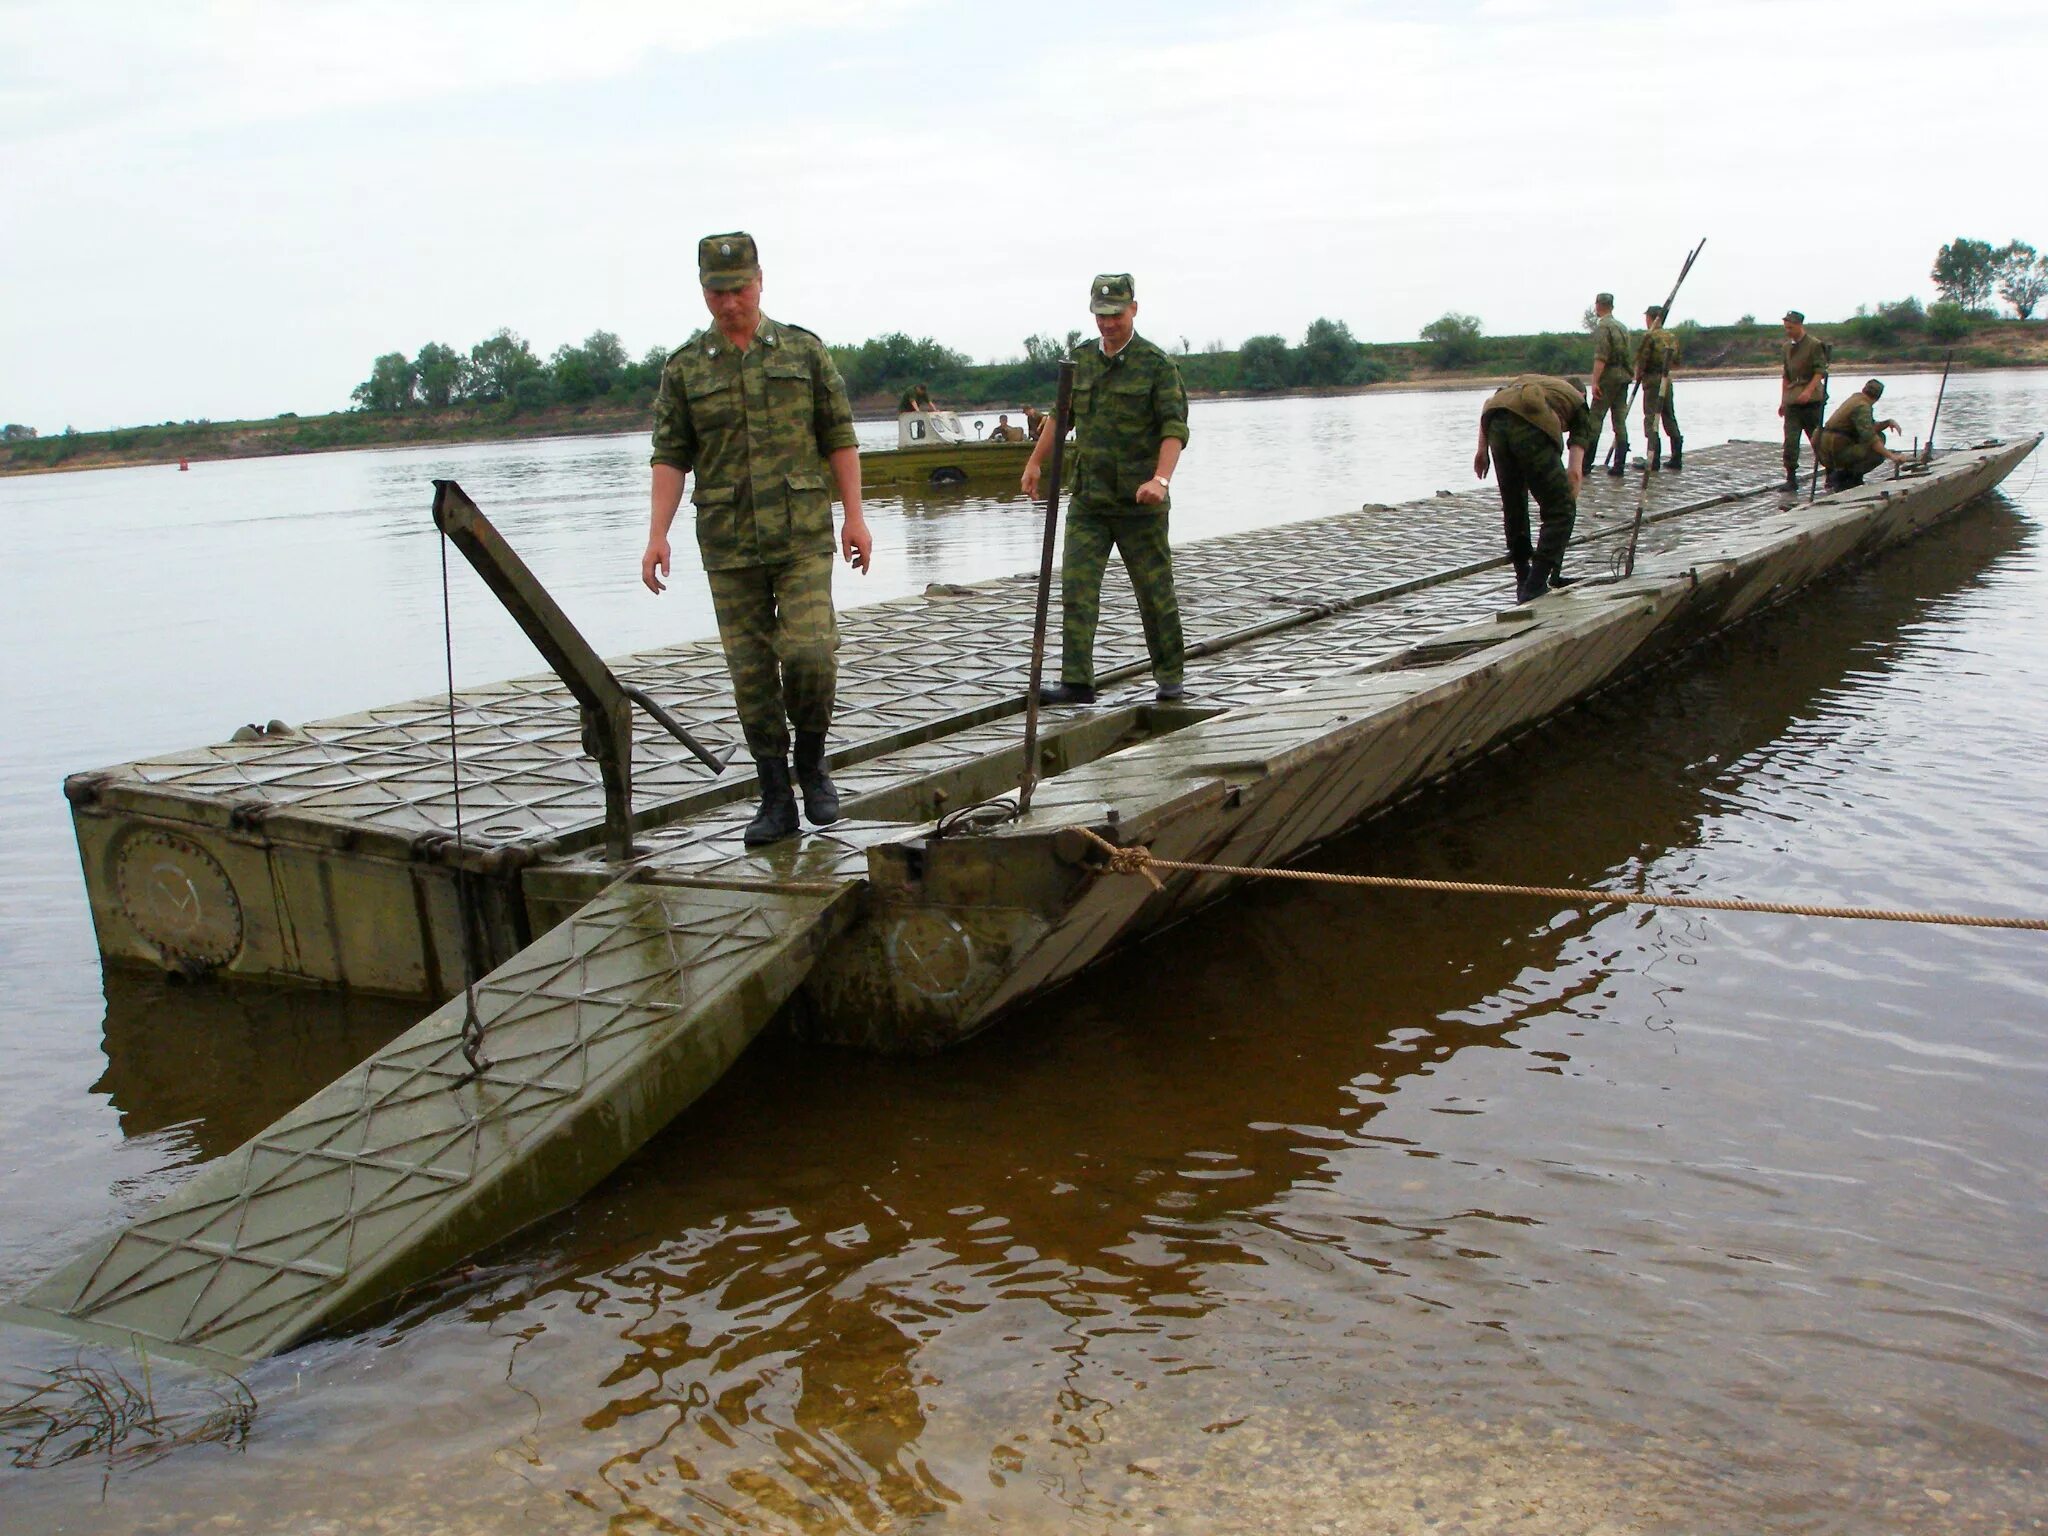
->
<box><xmin>1474</xmin><ymin>375</ymin><xmax>1595</xmax><ymax>604</ymax></box>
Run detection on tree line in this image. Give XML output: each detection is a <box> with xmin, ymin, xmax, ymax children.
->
<box><xmin>347</xmin><ymin>317</ymin><xmax>1393</xmax><ymax>417</ymax></box>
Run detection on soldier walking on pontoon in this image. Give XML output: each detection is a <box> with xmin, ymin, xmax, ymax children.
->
<box><xmin>642</xmin><ymin>231</ymin><xmax>874</xmax><ymax>847</ymax></box>
<box><xmin>1022</xmin><ymin>272</ymin><xmax>1190</xmax><ymax>706</ymax></box>
<box><xmin>1586</xmin><ymin>292</ymin><xmax>1632</xmax><ymax>476</ymax></box>
<box><xmin>1778</xmin><ymin>309</ymin><xmax>1830</xmax><ymax>492</ymax></box>
<box><xmin>1634</xmin><ymin>304</ymin><xmax>1684</xmax><ymax>471</ymax></box>
<box><xmin>1474</xmin><ymin>375</ymin><xmax>1596</xmax><ymax>604</ymax></box>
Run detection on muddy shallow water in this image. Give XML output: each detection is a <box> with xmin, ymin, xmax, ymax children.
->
<box><xmin>2</xmin><ymin>374</ymin><xmax>2045</xmax><ymax>1533</ymax></box>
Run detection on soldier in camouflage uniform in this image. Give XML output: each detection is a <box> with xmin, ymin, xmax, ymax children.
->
<box><xmin>1022</xmin><ymin>273</ymin><xmax>1190</xmax><ymax>705</ymax></box>
<box><xmin>1474</xmin><ymin>374</ymin><xmax>1596</xmax><ymax>604</ymax></box>
<box><xmin>1633</xmin><ymin>304</ymin><xmax>1684</xmax><ymax>471</ymax></box>
<box><xmin>1778</xmin><ymin>309</ymin><xmax>1830</xmax><ymax>492</ymax></box>
<box><xmin>643</xmin><ymin>232</ymin><xmax>873</xmax><ymax>846</ymax></box>
<box><xmin>1586</xmin><ymin>293</ymin><xmax>1632</xmax><ymax>476</ymax></box>
<box><xmin>1817</xmin><ymin>378</ymin><xmax>1905</xmax><ymax>490</ymax></box>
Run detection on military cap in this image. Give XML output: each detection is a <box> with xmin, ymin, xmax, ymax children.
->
<box><xmin>1089</xmin><ymin>273</ymin><xmax>1136</xmax><ymax>315</ymax></box>
<box><xmin>1595</xmin><ymin>292</ymin><xmax>1614</xmax><ymax>306</ymax></box>
<box><xmin>699</xmin><ymin>231</ymin><xmax>760</xmax><ymax>292</ymax></box>
<box><xmin>1864</xmin><ymin>378</ymin><xmax>1885</xmax><ymax>397</ymax></box>
<box><xmin>1644</xmin><ymin>304</ymin><xmax>1664</xmax><ymax>320</ymax></box>
<box><xmin>1783</xmin><ymin>309</ymin><xmax>1805</xmax><ymax>323</ymax></box>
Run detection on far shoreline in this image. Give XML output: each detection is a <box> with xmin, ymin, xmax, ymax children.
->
<box><xmin>5</xmin><ymin>358</ymin><xmax>2036</xmax><ymax>480</ymax></box>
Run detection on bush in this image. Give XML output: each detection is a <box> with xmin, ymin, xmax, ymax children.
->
<box><xmin>1420</xmin><ymin>313</ymin><xmax>1483</xmax><ymax>369</ymax></box>
<box><xmin>1926</xmin><ymin>302</ymin><xmax>1970</xmax><ymax>343</ymax></box>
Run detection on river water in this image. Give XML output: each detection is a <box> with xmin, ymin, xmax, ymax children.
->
<box><xmin>2</xmin><ymin>375</ymin><xmax>2044</xmax><ymax>1533</ymax></box>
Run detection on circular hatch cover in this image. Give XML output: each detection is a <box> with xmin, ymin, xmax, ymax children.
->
<box><xmin>114</xmin><ymin>830</ymin><xmax>245</xmax><ymax>969</ymax></box>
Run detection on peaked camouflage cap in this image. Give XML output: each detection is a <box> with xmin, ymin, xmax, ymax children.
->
<box><xmin>1864</xmin><ymin>378</ymin><xmax>1885</xmax><ymax>397</ymax></box>
<box><xmin>1783</xmin><ymin>309</ymin><xmax>1805</xmax><ymax>323</ymax></box>
<box><xmin>1644</xmin><ymin>304</ymin><xmax>1664</xmax><ymax>320</ymax></box>
<box><xmin>699</xmin><ymin>231</ymin><xmax>761</xmax><ymax>291</ymax></box>
<box><xmin>1089</xmin><ymin>273</ymin><xmax>1136</xmax><ymax>315</ymax></box>
<box><xmin>1595</xmin><ymin>292</ymin><xmax>1614</xmax><ymax>307</ymax></box>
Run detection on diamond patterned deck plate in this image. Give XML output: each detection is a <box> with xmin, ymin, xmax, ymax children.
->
<box><xmin>73</xmin><ymin>446</ymin><xmax>1786</xmax><ymax>858</ymax></box>
<box><xmin>5</xmin><ymin>878</ymin><xmax>857</xmax><ymax>1367</ymax></box>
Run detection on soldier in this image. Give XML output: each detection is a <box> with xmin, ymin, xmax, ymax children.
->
<box><xmin>1021</xmin><ymin>272</ymin><xmax>1189</xmax><ymax>705</ymax></box>
<box><xmin>1634</xmin><ymin>304</ymin><xmax>1684</xmax><ymax>471</ymax></box>
<box><xmin>1818</xmin><ymin>378</ymin><xmax>1906</xmax><ymax>490</ymax></box>
<box><xmin>642</xmin><ymin>232</ymin><xmax>873</xmax><ymax>846</ymax></box>
<box><xmin>1586</xmin><ymin>292</ymin><xmax>1632</xmax><ymax>476</ymax></box>
<box><xmin>989</xmin><ymin>413</ymin><xmax>1026</xmax><ymax>442</ymax></box>
<box><xmin>1473</xmin><ymin>374</ymin><xmax>1595</xmax><ymax>604</ymax></box>
<box><xmin>898</xmin><ymin>382</ymin><xmax>936</xmax><ymax>414</ymax></box>
<box><xmin>1778</xmin><ymin>309</ymin><xmax>1830</xmax><ymax>492</ymax></box>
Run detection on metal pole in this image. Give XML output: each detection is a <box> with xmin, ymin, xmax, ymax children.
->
<box><xmin>1622</xmin><ymin>237</ymin><xmax>1707</xmax><ymax>418</ymax></box>
<box><xmin>1018</xmin><ymin>361</ymin><xmax>1076</xmax><ymax>817</ymax></box>
<box><xmin>1923</xmin><ymin>349</ymin><xmax>1954</xmax><ymax>464</ymax></box>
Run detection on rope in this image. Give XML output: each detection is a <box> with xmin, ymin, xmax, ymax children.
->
<box><xmin>1071</xmin><ymin>827</ymin><xmax>2048</xmax><ymax>933</ymax></box>
<box><xmin>439</xmin><ymin>534</ymin><xmax>491</xmax><ymax>1074</ymax></box>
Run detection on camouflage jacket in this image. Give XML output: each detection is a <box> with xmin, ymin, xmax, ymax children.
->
<box><xmin>650</xmin><ymin>316</ymin><xmax>859</xmax><ymax>571</ymax></box>
<box><xmin>1781</xmin><ymin>333</ymin><xmax>1830</xmax><ymax>404</ymax></box>
<box><xmin>1822</xmin><ymin>391</ymin><xmax>1879</xmax><ymax>448</ymax></box>
<box><xmin>1591</xmin><ymin>317</ymin><xmax>1632</xmax><ymax>397</ymax></box>
<box><xmin>1483</xmin><ymin>375</ymin><xmax>1597</xmax><ymax>455</ymax></box>
<box><xmin>1068</xmin><ymin>334</ymin><xmax>1190</xmax><ymax>515</ymax></box>
<box><xmin>1635</xmin><ymin>328</ymin><xmax>1681</xmax><ymax>377</ymax></box>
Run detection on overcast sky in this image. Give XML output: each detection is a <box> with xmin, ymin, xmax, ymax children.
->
<box><xmin>4</xmin><ymin>0</ymin><xmax>2041</xmax><ymax>432</ymax></box>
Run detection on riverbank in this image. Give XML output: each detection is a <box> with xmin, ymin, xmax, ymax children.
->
<box><xmin>8</xmin><ymin>319</ymin><xmax>2041</xmax><ymax>477</ymax></box>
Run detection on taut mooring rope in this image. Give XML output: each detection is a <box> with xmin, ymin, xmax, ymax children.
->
<box><xmin>438</xmin><ymin>533</ymin><xmax>491</xmax><ymax>1074</ymax></box>
<box><xmin>1072</xmin><ymin>827</ymin><xmax>2048</xmax><ymax>932</ymax></box>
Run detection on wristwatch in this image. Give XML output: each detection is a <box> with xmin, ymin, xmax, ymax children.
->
<box><xmin>1151</xmin><ymin>475</ymin><xmax>1170</xmax><ymax>488</ymax></box>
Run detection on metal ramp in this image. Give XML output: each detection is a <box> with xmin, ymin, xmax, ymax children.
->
<box><xmin>2</xmin><ymin>875</ymin><xmax>856</xmax><ymax>1370</ymax></box>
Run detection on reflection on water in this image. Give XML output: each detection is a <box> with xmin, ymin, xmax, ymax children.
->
<box><xmin>3</xmin><ymin>376</ymin><xmax>2047</xmax><ymax>1532</ymax></box>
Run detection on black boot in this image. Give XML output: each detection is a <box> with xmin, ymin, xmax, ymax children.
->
<box><xmin>1036</xmin><ymin>680</ymin><xmax>1096</xmax><ymax>706</ymax></box>
<box><xmin>1649</xmin><ymin>442</ymin><xmax>1662</xmax><ymax>472</ymax></box>
<box><xmin>1668</xmin><ymin>437</ymin><xmax>1682</xmax><ymax>471</ymax></box>
<box><xmin>743</xmin><ymin>756</ymin><xmax>799</xmax><ymax>846</ymax></box>
<box><xmin>1781</xmin><ymin>469</ymin><xmax>1799</xmax><ymax>493</ymax></box>
<box><xmin>1516</xmin><ymin>560</ymin><xmax>1550</xmax><ymax>604</ymax></box>
<box><xmin>1606</xmin><ymin>441</ymin><xmax>1627</xmax><ymax>477</ymax></box>
<box><xmin>793</xmin><ymin>731</ymin><xmax>840</xmax><ymax>827</ymax></box>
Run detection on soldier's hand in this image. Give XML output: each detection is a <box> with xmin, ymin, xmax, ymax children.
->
<box><xmin>1020</xmin><ymin>462</ymin><xmax>1041</xmax><ymax>499</ymax></box>
<box><xmin>641</xmin><ymin>537</ymin><xmax>671</xmax><ymax>594</ymax></box>
<box><xmin>1134</xmin><ymin>477</ymin><xmax>1166</xmax><ymax>506</ymax></box>
<box><xmin>1473</xmin><ymin>447</ymin><xmax>1490</xmax><ymax>479</ymax></box>
<box><xmin>1776</xmin><ymin>404</ymin><xmax>1786</xmax><ymax>418</ymax></box>
<box><xmin>841</xmin><ymin>512</ymin><xmax>873</xmax><ymax>574</ymax></box>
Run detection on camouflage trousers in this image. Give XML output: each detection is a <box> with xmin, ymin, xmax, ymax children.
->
<box><xmin>1587</xmin><ymin>379</ymin><xmax>1630</xmax><ymax>466</ymax></box>
<box><xmin>1639</xmin><ymin>375</ymin><xmax>1681</xmax><ymax>451</ymax></box>
<box><xmin>1782</xmin><ymin>400</ymin><xmax>1825</xmax><ymax>477</ymax></box>
<box><xmin>1487</xmin><ymin>415</ymin><xmax>1577</xmax><ymax>576</ymax></box>
<box><xmin>1059</xmin><ymin>506</ymin><xmax>1184</xmax><ymax>689</ymax></box>
<box><xmin>705</xmin><ymin>552</ymin><xmax>838</xmax><ymax>760</ymax></box>
<box><xmin>1818</xmin><ymin>429</ymin><xmax>1885</xmax><ymax>478</ymax></box>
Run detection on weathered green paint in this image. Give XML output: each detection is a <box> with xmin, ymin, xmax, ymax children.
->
<box><xmin>2</xmin><ymin>877</ymin><xmax>856</xmax><ymax>1367</ymax></box>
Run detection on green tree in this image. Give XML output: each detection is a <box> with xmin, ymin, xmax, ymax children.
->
<box><xmin>466</xmin><ymin>329</ymin><xmax>542</xmax><ymax>403</ymax></box>
<box><xmin>548</xmin><ymin>330</ymin><xmax>627</xmax><ymax>404</ymax></box>
<box><xmin>350</xmin><ymin>351</ymin><xmax>417</xmax><ymax>412</ymax></box>
<box><xmin>414</xmin><ymin>342</ymin><xmax>464</xmax><ymax>408</ymax></box>
<box><xmin>2</xmin><ymin>423</ymin><xmax>36</xmax><ymax>441</ymax></box>
<box><xmin>1420</xmin><ymin>312</ymin><xmax>1483</xmax><ymax>369</ymax></box>
<box><xmin>1022</xmin><ymin>333</ymin><xmax>1065</xmax><ymax>364</ymax></box>
<box><xmin>1297</xmin><ymin>317</ymin><xmax>1365</xmax><ymax>386</ymax></box>
<box><xmin>1926</xmin><ymin>301</ymin><xmax>1971</xmax><ymax>343</ymax></box>
<box><xmin>1931</xmin><ymin>237</ymin><xmax>1998</xmax><ymax>311</ymax></box>
<box><xmin>1526</xmin><ymin>334</ymin><xmax>1579</xmax><ymax>374</ymax></box>
<box><xmin>1238</xmin><ymin>334</ymin><xmax>1293</xmax><ymax>391</ymax></box>
<box><xmin>1995</xmin><ymin>241</ymin><xmax>2045</xmax><ymax>320</ymax></box>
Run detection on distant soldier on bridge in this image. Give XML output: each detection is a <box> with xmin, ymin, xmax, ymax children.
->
<box><xmin>1586</xmin><ymin>292</ymin><xmax>1632</xmax><ymax>476</ymax></box>
<box><xmin>1634</xmin><ymin>304</ymin><xmax>1684</xmax><ymax>471</ymax></box>
<box><xmin>1474</xmin><ymin>374</ymin><xmax>1596</xmax><ymax>604</ymax></box>
<box><xmin>1778</xmin><ymin>309</ymin><xmax>1831</xmax><ymax>492</ymax></box>
<box><xmin>642</xmin><ymin>231</ymin><xmax>874</xmax><ymax>846</ymax></box>
<box><xmin>1022</xmin><ymin>272</ymin><xmax>1190</xmax><ymax>705</ymax></box>
<box><xmin>1819</xmin><ymin>378</ymin><xmax>1907</xmax><ymax>490</ymax></box>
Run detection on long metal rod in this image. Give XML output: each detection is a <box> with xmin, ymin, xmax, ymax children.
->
<box><xmin>1622</xmin><ymin>237</ymin><xmax>1706</xmax><ymax>421</ymax></box>
<box><xmin>1017</xmin><ymin>361</ymin><xmax>1076</xmax><ymax>816</ymax></box>
<box><xmin>1923</xmin><ymin>348</ymin><xmax>1954</xmax><ymax>464</ymax></box>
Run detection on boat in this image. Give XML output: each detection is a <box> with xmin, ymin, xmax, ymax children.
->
<box><xmin>7</xmin><ymin>432</ymin><xmax>2036</xmax><ymax>1369</ymax></box>
<box><xmin>856</xmin><ymin>407</ymin><xmax>1042</xmax><ymax>491</ymax></box>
